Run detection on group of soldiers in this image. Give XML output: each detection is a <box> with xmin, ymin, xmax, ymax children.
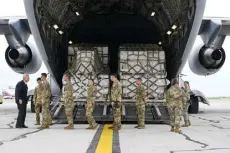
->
<box><xmin>166</xmin><ymin>78</ymin><xmax>192</xmax><ymax>133</ymax></box>
<box><xmin>33</xmin><ymin>73</ymin><xmax>147</xmax><ymax>130</ymax></box>
<box><xmin>33</xmin><ymin>72</ymin><xmax>191</xmax><ymax>131</ymax></box>
<box><xmin>33</xmin><ymin>73</ymin><xmax>52</xmax><ymax>129</ymax></box>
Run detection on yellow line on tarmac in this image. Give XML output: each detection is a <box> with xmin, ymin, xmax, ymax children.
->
<box><xmin>95</xmin><ymin>124</ymin><xmax>113</xmax><ymax>153</ymax></box>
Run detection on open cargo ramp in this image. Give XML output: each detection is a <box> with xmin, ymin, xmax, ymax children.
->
<box><xmin>51</xmin><ymin>44</ymin><xmax>170</xmax><ymax>124</ymax></box>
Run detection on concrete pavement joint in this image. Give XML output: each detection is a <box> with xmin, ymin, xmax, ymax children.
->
<box><xmin>170</xmin><ymin>148</ymin><xmax>230</xmax><ymax>152</ymax></box>
<box><xmin>179</xmin><ymin>131</ymin><xmax>209</xmax><ymax>148</ymax></box>
<box><xmin>11</xmin><ymin>129</ymin><xmax>43</xmax><ymax>141</ymax></box>
<box><xmin>7</xmin><ymin>121</ymin><xmax>15</xmax><ymax>129</ymax></box>
<box><xmin>0</xmin><ymin>113</ymin><xmax>7</xmax><ymax>115</ymax></box>
<box><xmin>191</xmin><ymin>115</ymin><xmax>220</xmax><ymax>123</ymax></box>
<box><xmin>0</xmin><ymin>121</ymin><xmax>58</xmax><ymax>147</ymax></box>
<box><xmin>221</xmin><ymin>117</ymin><xmax>230</xmax><ymax>121</ymax></box>
<box><xmin>0</xmin><ymin>129</ymin><xmax>43</xmax><ymax>147</ymax></box>
<box><xmin>210</xmin><ymin>124</ymin><xmax>230</xmax><ymax>129</ymax></box>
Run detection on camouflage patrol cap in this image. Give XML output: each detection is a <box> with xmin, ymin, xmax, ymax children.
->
<box><xmin>171</xmin><ymin>78</ymin><xmax>178</xmax><ymax>85</ymax></box>
<box><xmin>184</xmin><ymin>81</ymin><xmax>189</xmax><ymax>85</ymax></box>
<box><xmin>111</xmin><ymin>74</ymin><xmax>117</xmax><ymax>78</ymax></box>
<box><xmin>64</xmin><ymin>72</ymin><xmax>71</xmax><ymax>79</ymax></box>
<box><xmin>41</xmin><ymin>73</ymin><xmax>47</xmax><ymax>78</ymax></box>
<box><xmin>137</xmin><ymin>77</ymin><xmax>142</xmax><ymax>81</ymax></box>
<box><xmin>37</xmin><ymin>78</ymin><xmax>41</xmax><ymax>81</ymax></box>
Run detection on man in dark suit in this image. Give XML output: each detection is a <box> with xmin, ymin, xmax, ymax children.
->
<box><xmin>15</xmin><ymin>74</ymin><xmax>30</xmax><ymax>128</ymax></box>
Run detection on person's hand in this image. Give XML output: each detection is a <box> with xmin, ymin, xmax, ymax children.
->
<box><xmin>19</xmin><ymin>99</ymin><xmax>22</xmax><ymax>104</ymax></box>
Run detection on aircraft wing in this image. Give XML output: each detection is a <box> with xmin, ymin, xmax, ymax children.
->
<box><xmin>0</xmin><ymin>16</ymin><xmax>30</xmax><ymax>35</ymax></box>
<box><xmin>0</xmin><ymin>16</ymin><xmax>31</xmax><ymax>47</ymax></box>
<box><xmin>198</xmin><ymin>17</ymin><xmax>230</xmax><ymax>48</ymax></box>
<box><xmin>199</xmin><ymin>17</ymin><xmax>230</xmax><ymax>36</ymax></box>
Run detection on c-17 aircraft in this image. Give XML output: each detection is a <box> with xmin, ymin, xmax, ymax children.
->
<box><xmin>0</xmin><ymin>0</ymin><xmax>230</xmax><ymax>123</ymax></box>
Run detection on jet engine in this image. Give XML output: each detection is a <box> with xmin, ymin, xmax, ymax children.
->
<box><xmin>188</xmin><ymin>43</ymin><xmax>226</xmax><ymax>76</ymax></box>
<box><xmin>5</xmin><ymin>42</ymin><xmax>42</xmax><ymax>74</ymax></box>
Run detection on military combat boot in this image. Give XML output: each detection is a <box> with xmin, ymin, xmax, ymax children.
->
<box><xmin>37</xmin><ymin>126</ymin><xmax>49</xmax><ymax>129</ymax></box>
<box><xmin>181</xmin><ymin>122</ymin><xmax>189</xmax><ymax>127</ymax></box>
<box><xmin>64</xmin><ymin>124</ymin><xmax>74</xmax><ymax>130</ymax></box>
<box><xmin>86</xmin><ymin>126</ymin><xmax>93</xmax><ymax>130</ymax></box>
<box><xmin>188</xmin><ymin>121</ymin><xmax>191</xmax><ymax>126</ymax></box>
<box><xmin>174</xmin><ymin>127</ymin><xmax>181</xmax><ymax>133</ymax></box>
<box><xmin>35</xmin><ymin>122</ymin><xmax>40</xmax><ymax>125</ymax></box>
<box><xmin>113</xmin><ymin>126</ymin><xmax>119</xmax><ymax>131</ymax></box>
<box><xmin>92</xmin><ymin>123</ymin><xmax>98</xmax><ymax>130</ymax></box>
<box><xmin>170</xmin><ymin>126</ymin><xmax>174</xmax><ymax>132</ymax></box>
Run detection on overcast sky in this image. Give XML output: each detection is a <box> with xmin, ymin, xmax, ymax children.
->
<box><xmin>0</xmin><ymin>0</ymin><xmax>230</xmax><ymax>97</ymax></box>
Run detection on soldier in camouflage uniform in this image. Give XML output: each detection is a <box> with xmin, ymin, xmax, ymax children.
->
<box><xmin>86</xmin><ymin>79</ymin><xmax>98</xmax><ymax>129</ymax></box>
<box><xmin>109</xmin><ymin>74</ymin><xmax>122</xmax><ymax>130</ymax></box>
<box><xmin>38</xmin><ymin>73</ymin><xmax>52</xmax><ymax>129</ymax></box>
<box><xmin>33</xmin><ymin>78</ymin><xmax>42</xmax><ymax>125</ymax></box>
<box><xmin>182</xmin><ymin>81</ymin><xmax>191</xmax><ymax>127</ymax></box>
<box><xmin>135</xmin><ymin>78</ymin><xmax>147</xmax><ymax>129</ymax></box>
<box><xmin>166</xmin><ymin>78</ymin><xmax>187</xmax><ymax>133</ymax></box>
<box><xmin>63</xmin><ymin>73</ymin><xmax>74</xmax><ymax>129</ymax></box>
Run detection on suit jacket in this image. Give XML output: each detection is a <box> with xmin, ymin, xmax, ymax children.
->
<box><xmin>15</xmin><ymin>80</ymin><xmax>28</xmax><ymax>103</ymax></box>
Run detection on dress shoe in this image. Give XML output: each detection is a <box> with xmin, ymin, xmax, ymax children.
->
<box><xmin>15</xmin><ymin>125</ymin><xmax>22</xmax><ymax>128</ymax></box>
<box><xmin>22</xmin><ymin>125</ymin><xmax>28</xmax><ymax>128</ymax></box>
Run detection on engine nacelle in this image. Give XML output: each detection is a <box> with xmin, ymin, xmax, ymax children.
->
<box><xmin>188</xmin><ymin>43</ymin><xmax>226</xmax><ymax>76</ymax></box>
<box><xmin>5</xmin><ymin>42</ymin><xmax>42</xmax><ymax>74</ymax></box>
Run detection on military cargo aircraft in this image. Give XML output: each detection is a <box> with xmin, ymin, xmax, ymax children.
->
<box><xmin>0</xmin><ymin>0</ymin><xmax>229</xmax><ymax>123</ymax></box>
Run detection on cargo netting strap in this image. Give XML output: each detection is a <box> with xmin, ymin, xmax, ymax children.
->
<box><xmin>120</xmin><ymin>44</ymin><xmax>167</xmax><ymax>100</ymax></box>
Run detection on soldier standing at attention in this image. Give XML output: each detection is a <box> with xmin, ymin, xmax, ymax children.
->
<box><xmin>63</xmin><ymin>73</ymin><xmax>74</xmax><ymax>129</ymax></box>
<box><xmin>86</xmin><ymin>78</ymin><xmax>98</xmax><ymax>129</ymax></box>
<box><xmin>33</xmin><ymin>78</ymin><xmax>42</xmax><ymax>125</ymax></box>
<box><xmin>166</xmin><ymin>78</ymin><xmax>187</xmax><ymax>133</ymax></box>
<box><xmin>38</xmin><ymin>73</ymin><xmax>52</xmax><ymax>129</ymax></box>
<box><xmin>182</xmin><ymin>81</ymin><xmax>191</xmax><ymax>127</ymax></box>
<box><xmin>109</xmin><ymin>74</ymin><xmax>122</xmax><ymax>130</ymax></box>
<box><xmin>135</xmin><ymin>78</ymin><xmax>147</xmax><ymax>129</ymax></box>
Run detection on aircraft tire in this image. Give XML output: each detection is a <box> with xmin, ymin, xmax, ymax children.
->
<box><xmin>188</xmin><ymin>96</ymin><xmax>199</xmax><ymax>114</ymax></box>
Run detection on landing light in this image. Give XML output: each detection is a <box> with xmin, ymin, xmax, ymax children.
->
<box><xmin>151</xmin><ymin>12</ymin><xmax>155</xmax><ymax>16</ymax></box>
<box><xmin>76</xmin><ymin>12</ymin><xmax>80</xmax><ymax>16</ymax></box>
<box><xmin>53</xmin><ymin>24</ymin><xmax>59</xmax><ymax>29</ymax></box>
<box><xmin>58</xmin><ymin>30</ymin><xmax>64</xmax><ymax>35</ymax></box>
<box><xmin>167</xmin><ymin>31</ymin><xmax>172</xmax><ymax>35</ymax></box>
<box><xmin>172</xmin><ymin>25</ymin><xmax>177</xmax><ymax>30</ymax></box>
<box><xmin>69</xmin><ymin>41</ymin><xmax>73</xmax><ymax>44</ymax></box>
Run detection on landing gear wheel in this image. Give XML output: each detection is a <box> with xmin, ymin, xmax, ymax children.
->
<box><xmin>188</xmin><ymin>96</ymin><xmax>199</xmax><ymax>114</ymax></box>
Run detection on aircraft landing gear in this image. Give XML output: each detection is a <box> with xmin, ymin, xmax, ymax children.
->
<box><xmin>188</xmin><ymin>95</ymin><xmax>199</xmax><ymax>114</ymax></box>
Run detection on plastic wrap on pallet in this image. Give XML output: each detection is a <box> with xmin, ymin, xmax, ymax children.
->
<box><xmin>120</xmin><ymin>45</ymin><xmax>167</xmax><ymax>100</ymax></box>
<box><xmin>68</xmin><ymin>46</ymin><xmax>109</xmax><ymax>100</ymax></box>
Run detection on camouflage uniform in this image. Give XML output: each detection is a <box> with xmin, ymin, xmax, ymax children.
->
<box><xmin>182</xmin><ymin>86</ymin><xmax>191</xmax><ymax>126</ymax></box>
<box><xmin>166</xmin><ymin>84</ymin><xmax>187</xmax><ymax>132</ymax></box>
<box><xmin>110</xmin><ymin>79</ymin><xmax>122</xmax><ymax>130</ymax></box>
<box><xmin>86</xmin><ymin>84</ymin><xmax>98</xmax><ymax>129</ymax></box>
<box><xmin>40</xmin><ymin>81</ymin><xmax>52</xmax><ymax>128</ymax></box>
<box><xmin>135</xmin><ymin>84</ymin><xmax>147</xmax><ymax>129</ymax></box>
<box><xmin>33</xmin><ymin>85</ymin><xmax>42</xmax><ymax>125</ymax></box>
<box><xmin>63</xmin><ymin>80</ymin><xmax>74</xmax><ymax>128</ymax></box>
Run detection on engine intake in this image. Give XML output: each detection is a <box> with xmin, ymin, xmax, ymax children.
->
<box><xmin>5</xmin><ymin>43</ymin><xmax>42</xmax><ymax>74</ymax></box>
<box><xmin>189</xmin><ymin>44</ymin><xmax>226</xmax><ymax>76</ymax></box>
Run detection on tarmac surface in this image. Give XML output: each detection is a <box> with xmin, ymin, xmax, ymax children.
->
<box><xmin>0</xmin><ymin>99</ymin><xmax>229</xmax><ymax>153</ymax></box>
